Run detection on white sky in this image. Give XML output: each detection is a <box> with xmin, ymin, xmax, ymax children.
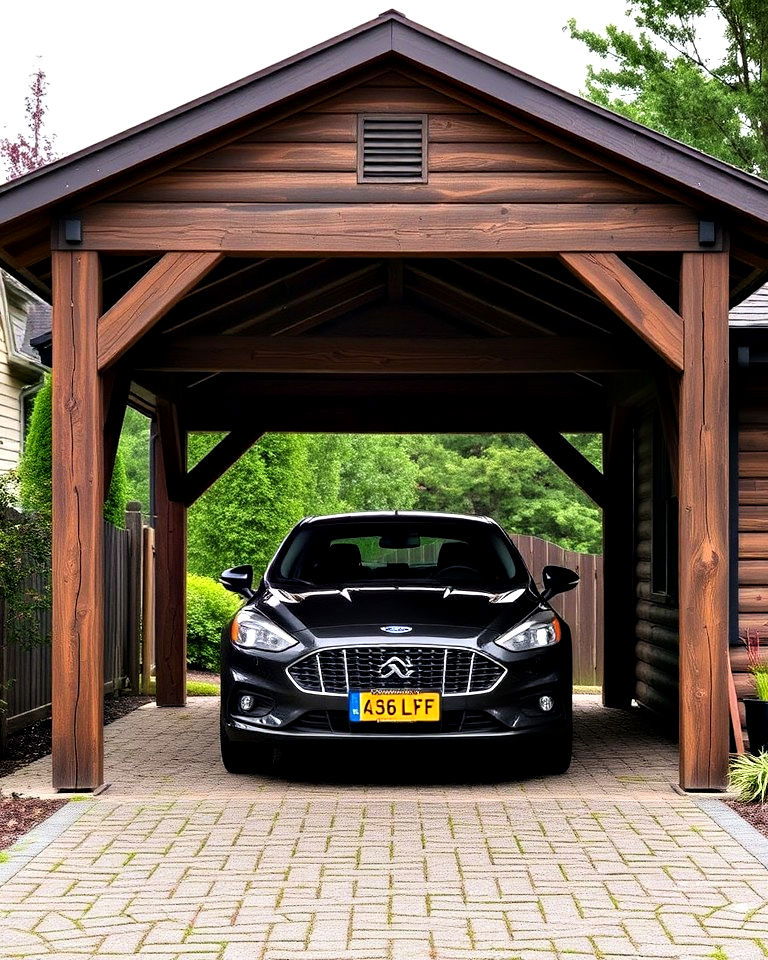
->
<box><xmin>0</xmin><ymin>0</ymin><xmax>632</xmax><ymax>160</ymax></box>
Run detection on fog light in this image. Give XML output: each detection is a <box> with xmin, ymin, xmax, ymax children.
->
<box><xmin>239</xmin><ymin>695</ymin><xmax>255</xmax><ymax>713</ymax></box>
<box><xmin>539</xmin><ymin>696</ymin><xmax>554</xmax><ymax>712</ymax></box>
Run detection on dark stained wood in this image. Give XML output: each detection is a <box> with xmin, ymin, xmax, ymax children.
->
<box><xmin>560</xmin><ymin>253</ymin><xmax>685</xmax><ymax>370</ymax></box>
<box><xmin>184</xmin><ymin>142</ymin><xmax>356</xmax><ymax>171</ymax></box>
<box><xmin>525</xmin><ymin>430</ymin><xmax>605</xmax><ymax>506</ymax></box>
<box><xmin>308</xmin><ymin>84</ymin><xmax>470</xmax><ymax>113</ymax></box>
<box><xmin>119</xmin><ymin>171</ymin><xmax>652</xmax><ymax>204</ymax></box>
<box><xmin>739</xmin><ymin>478</ymin><xmax>768</xmax><ymax>504</ymax></box>
<box><xmin>429</xmin><ymin>142</ymin><xmax>595</xmax><ymax>173</ymax></box>
<box><xmin>136</xmin><ymin>335</ymin><xmax>644</xmax><ymax>374</ymax></box>
<box><xmin>154</xmin><ymin>413</ymin><xmax>187</xmax><ymax>708</ymax></box>
<box><xmin>678</xmin><ymin>251</ymin><xmax>730</xmax><ymax>791</ymax></box>
<box><xmin>98</xmin><ymin>252</ymin><xmax>224</xmax><ymax>369</ymax></box>
<box><xmin>102</xmin><ymin>367</ymin><xmax>130</xmax><ymax>491</ymax></box>
<box><xmin>75</xmin><ymin>203</ymin><xmax>704</xmax><ymax>253</ymax></box>
<box><xmin>601</xmin><ymin>405</ymin><xmax>637</xmax><ymax>710</ymax></box>
<box><xmin>156</xmin><ymin>398</ymin><xmax>186</xmax><ymax>503</ymax></box>
<box><xmin>51</xmin><ymin>251</ymin><xmax>104</xmax><ymax>790</ymax></box>
<box><xmin>184</xmin><ymin>427</ymin><xmax>265</xmax><ymax>505</ymax></box>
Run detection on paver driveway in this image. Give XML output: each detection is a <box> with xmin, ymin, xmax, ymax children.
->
<box><xmin>1</xmin><ymin>695</ymin><xmax>767</xmax><ymax>960</ymax></box>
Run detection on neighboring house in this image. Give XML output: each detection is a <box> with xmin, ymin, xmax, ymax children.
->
<box><xmin>0</xmin><ymin>269</ymin><xmax>50</xmax><ymax>472</ymax></box>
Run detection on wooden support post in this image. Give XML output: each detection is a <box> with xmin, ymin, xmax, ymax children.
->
<box><xmin>125</xmin><ymin>502</ymin><xmax>143</xmax><ymax>694</ymax></box>
<box><xmin>678</xmin><ymin>252</ymin><xmax>730</xmax><ymax>791</ymax></box>
<box><xmin>154</xmin><ymin>410</ymin><xmax>187</xmax><ymax>707</ymax></box>
<box><xmin>51</xmin><ymin>251</ymin><xmax>105</xmax><ymax>790</ymax></box>
<box><xmin>601</xmin><ymin>406</ymin><xmax>636</xmax><ymax>710</ymax></box>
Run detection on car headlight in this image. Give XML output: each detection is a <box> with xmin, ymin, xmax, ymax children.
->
<box><xmin>494</xmin><ymin>614</ymin><xmax>561</xmax><ymax>652</ymax></box>
<box><xmin>230</xmin><ymin>611</ymin><xmax>297</xmax><ymax>652</ymax></box>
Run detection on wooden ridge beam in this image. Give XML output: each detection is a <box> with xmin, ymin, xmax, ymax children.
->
<box><xmin>559</xmin><ymin>252</ymin><xmax>684</xmax><ymax>371</ymax></box>
<box><xmin>97</xmin><ymin>251</ymin><xmax>223</xmax><ymax>369</ymax></box>
<box><xmin>525</xmin><ymin>430</ymin><xmax>605</xmax><ymax>506</ymax></box>
<box><xmin>136</xmin><ymin>336</ymin><xmax>644</xmax><ymax>375</ymax></box>
<box><xmin>71</xmin><ymin>203</ymin><xmax>705</xmax><ymax>254</ymax></box>
<box><xmin>184</xmin><ymin>427</ymin><xmax>265</xmax><ymax>505</ymax></box>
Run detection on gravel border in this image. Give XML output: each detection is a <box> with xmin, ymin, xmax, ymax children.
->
<box><xmin>689</xmin><ymin>793</ymin><xmax>768</xmax><ymax>870</ymax></box>
<box><xmin>0</xmin><ymin>799</ymin><xmax>93</xmax><ymax>887</ymax></box>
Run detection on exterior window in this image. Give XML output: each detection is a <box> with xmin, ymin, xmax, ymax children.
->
<box><xmin>358</xmin><ymin>115</ymin><xmax>427</xmax><ymax>183</ymax></box>
<box><xmin>651</xmin><ymin>415</ymin><xmax>677</xmax><ymax>600</ymax></box>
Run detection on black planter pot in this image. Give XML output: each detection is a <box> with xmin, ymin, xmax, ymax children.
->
<box><xmin>745</xmin><ymin>698</ymin><xmax>768</xmax><ymax>754</ymax></box>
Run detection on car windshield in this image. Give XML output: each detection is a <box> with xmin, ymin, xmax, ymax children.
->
<box><xmin>271</xmin><ymin>519</ymin><xmax>526</xmax><ymax>589</ymax></box>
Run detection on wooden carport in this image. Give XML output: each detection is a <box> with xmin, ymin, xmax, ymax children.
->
<box><xmin>0</xmin><ymin>11</ymin><xmax>766</xmax><ymax>791</ymax></box>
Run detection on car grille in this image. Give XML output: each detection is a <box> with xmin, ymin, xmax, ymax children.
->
<box><xmin>289</xmin><ymin>709</ymin><xmax>508</xmax><ymax>735</ymax></box>
<box><xmin>287</xmin><ymin>646</ymin><xmax>505</xmax><ymax>696</ymax></box>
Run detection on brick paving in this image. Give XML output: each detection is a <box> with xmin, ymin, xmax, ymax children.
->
<box><xmin>1</xmin><ymin>695</ymin><xmax>767</xmax><ymax>959</ymax></box>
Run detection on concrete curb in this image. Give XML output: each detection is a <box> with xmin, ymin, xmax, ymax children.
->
<box><xmin>0</xmin><ymin>799</ymin><xmax>94</xmax><ymax>887</ymax></box>
<box><xmin>691</xmin><ymin>793</ymin><xmax>768</xmax><ymax>871</ymax></box>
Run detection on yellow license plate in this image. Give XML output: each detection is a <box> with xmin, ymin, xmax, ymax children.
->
<box><xmin>349</xmin><ymin>691</ymin><xmax>441</xmax><ymax>722</ymax></box>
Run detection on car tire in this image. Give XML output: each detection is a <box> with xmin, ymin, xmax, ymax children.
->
<box><xmin>219</xmin><ymin>724</ymin><xmax>274</xmax><ymax>775</ymax></box>
<box><xmin>535</xmin><ymin>722</ymin><xmax>573</xmax><ymax>775</ymax></box>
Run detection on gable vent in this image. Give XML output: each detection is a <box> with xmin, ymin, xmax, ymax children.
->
<box><xmin>358</xmin><ymin>114</ymin><xmax>427</xmax><ymax>183</ymax></box>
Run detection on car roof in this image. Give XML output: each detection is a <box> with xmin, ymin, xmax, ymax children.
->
<box><xmin>298</xmin><ymin>511</ymin><xmax>496</xmax><ymax>526</ymax></box>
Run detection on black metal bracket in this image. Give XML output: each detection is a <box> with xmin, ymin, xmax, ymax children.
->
<box><xmin>698</xmin><ymin>220</ymin><xmax>717</xmax><ymax>247</ymax></box>
<box><xmin>62</xmin><ymin>217</ymin><xmax>82</xmax><ymax>245</ymax></box>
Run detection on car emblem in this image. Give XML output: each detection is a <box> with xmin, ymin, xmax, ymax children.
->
<box><xmin>380</xmin><ymin>625</ymin><xmax>412</xmax><ymax>634</ymax></box>
<box><xmin>379</xmin><ymin>656</ymin><xmax>415</xmax><ymax>679</ymax></box>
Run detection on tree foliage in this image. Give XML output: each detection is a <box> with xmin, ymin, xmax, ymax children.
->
<box><xmin>18</xmin><ymin>376</ymin><xmax>129</xmax><ymax>526</ymax></box>
<box><xmin>0</xmin><ymin>68</ymin><xmax>56</xmax><ymax>181</ymax></box>
<box><xmin>118</xmin><ymin>406</ymin><xmax>151</xmax><ymax>514</ymax></box>
<box><xmin>568</xmin><ymin>1</ymin><xmax>768</xmax><ymax>175</ymax></box>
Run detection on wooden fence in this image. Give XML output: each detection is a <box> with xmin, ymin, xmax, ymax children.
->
<box><xmin>511</xmin><ymin>535</ymin><xmax>603</xmax><ymax>687</ymax></box>
<box><xmin>0</xmin><ymin>513</ymin><xmax>142</xmax><ymax>753</ymax></box>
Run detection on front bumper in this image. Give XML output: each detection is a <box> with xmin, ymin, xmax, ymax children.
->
<box><xmin>221</xmin><ymin>634</ymin><xmax>572</xmax><ymax>744</ymax></box>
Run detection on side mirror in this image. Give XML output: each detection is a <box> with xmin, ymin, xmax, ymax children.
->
<box><xmin>540</xmin><ymin>565</ymin><xmax>579</xmax><ymax>601</ymax></box>
<box><xmin>219</xmin><ymin>564</ymin><xmax>254</xmax><ymax>598</ymax></box>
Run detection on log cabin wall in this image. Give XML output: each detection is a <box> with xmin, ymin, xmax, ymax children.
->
<box><xmin>732</xmin><ymin>365</ymin><xmax>768</xmax><ymax>729</ymax></box>
<box><xmin>634</xmin><ymin>407</ymin><xmax>680</xmax><ymax>721</ymax></box>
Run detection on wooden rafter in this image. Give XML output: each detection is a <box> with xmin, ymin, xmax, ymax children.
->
<box><xmin>136</xmin><ymin>335</ymin><xmax>644</xmax><ymax>375</ymax></box>
<box><xmin>559</xmin><ymin>252</ymin><xmax>684</xmax><ymax>371</ymax></box>
<box><xmin>184</xmin><ymin>427</ymin><xmax>265</xmax><ymax>505</ymax></box>
<box><xmin>525</xmin><ymin>430</ymin><xmax>605</xmax><ymax>506</ymax></box>
<box><xmin>97</xmin><ymin>251</ymin><xmax>223</xmax><ymax>369</ymax></box>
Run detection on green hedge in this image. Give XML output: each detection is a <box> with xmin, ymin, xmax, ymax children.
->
<box><xmin>19</xmin><ymin>375</ymin><xmax>128</xmax><ymax>526</ymax></box>
<box><xmin>187</xmin><ymin>574</ymin><xmax>241</xmax><ymax>671</ymax></box>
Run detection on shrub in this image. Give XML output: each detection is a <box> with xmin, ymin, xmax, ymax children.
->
<box><xmin>19</xmin><ymin>375</ymin><xmax>129</xmax><ymax>526</ymax></box>
<box><xmin>186</xmin><ymin>574</ymin><xmax>240</xmax><ymax>671</ymax></box>
<box><xmin>729</xmin><ymin>751</ymin><xmax>768</xmax><ymax>803</ymax></box>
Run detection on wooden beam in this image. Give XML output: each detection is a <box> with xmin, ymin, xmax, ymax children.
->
<box><xmin>102</xmin><ymin>367</ymin><xmax>130</xmax><ymax>492</ymax></box>
<box><xmin>154</xmin><ymin>418</ymin><xmax>187</xmax><ymax>708</ymax></box>
<box><xmin>97</xmin><ymin>251</ymin><xmax>223</xmax><ymax>369</ymax></box>
<box><xmin>525</xmin><ymin>430</ymin><xmax>605</xmax><ymax>506</ymax></box>
<box><xmin>678</xmin><ymin>251</ymin><xmax>730</xmax><ymax>791</ymax></box>
<box><xmin>559</xmin><ymin>252</ymin><xmax>684</xmax><ymax>371</ymax></box>
<box><xmin>156</xmin><ymin>398</ymin><xmax>186</xmax><ymax>502</ymax></box>
<box><xmin>51</xmin><ymin>251</ymin><xmax>104</xmax><ymax>790</ymax></box>
<box><xmin>184</xmin><ymin>427</ymin><xmax>264</xmax><ymax>505</ymax></box>
<box><xmin>137</xmin><ymin>336</ymin><xmax>645</xmax><ymax>375</ymax></box>
<box><xmin>74</xmin><ymin>202</ymin><xmax>704</xmax><ymax>253</ymax></box>
<box><xmin>601</xmin><ymin>406</ymin><xmax>636</xmax><ymax>710</ymax></box>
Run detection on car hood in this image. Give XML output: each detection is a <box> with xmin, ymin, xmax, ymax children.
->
<box><xmin>252</xmin><ymin>583</ymin><xmax>544</xmax><ymax>643</ymax></box>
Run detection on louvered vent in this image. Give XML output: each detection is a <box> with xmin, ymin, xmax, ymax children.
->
<box><xmin>358</xmin><ymin>114</ymin><xmax>427</xmax><ymax>183</ymax></box>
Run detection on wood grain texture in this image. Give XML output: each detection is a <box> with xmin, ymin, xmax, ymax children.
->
<box><xmin>154</xmin><ymin>412</ymin><xmax>187</xmax><ymax>708</ymax></box>
<box><xmin>136</xmin><ymin>335</ymin><xmax>642</xmax><ymax>375</ymax></box>
<box><xmin>678</xmin><ymin>251</ymin><xmax>730</xmax><ymax>791</ymax></box>
<box><xmin>560</xmin><ymin>252</ymin><xmax>685</xmax><ymax>370</ymax></box>
<box><xmin>51</xmin><ymin>251</ymin><xmax>105</xmax><ymax>790</ymax></box>
<box><xmin>76</xmin><ymin>203</ymin><xmax>703</xmax><ymax>253</ymax></box>
<box><xmin>120</xmin><ymin>171</ymin><xmax>651</xmax><ymax>205</ymax></box>
<box><xmin>98</xmin><ymin>252</ymin><xmax>223</xmax><ymax>369</ymax></box>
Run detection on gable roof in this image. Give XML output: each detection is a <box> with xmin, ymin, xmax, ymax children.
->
<box><xmin>730</xmin><ymin>284</ymin><xmax>768</xmax><ymax>327</ymax></box>
<box><xmin>3</xmin><ymin>10</ymin><xmax>768</xmax><ymax>238</ymax></box>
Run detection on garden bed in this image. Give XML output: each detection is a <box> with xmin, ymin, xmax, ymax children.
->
<box><xmin>0</xmin><ymin>794</ymin><xmax>66</xmax><ymax>852</ymax></box>
<box><xmin>727</xmin><ymin>800</ymin><xmax>768</xmax><ymax>840</ymax></box>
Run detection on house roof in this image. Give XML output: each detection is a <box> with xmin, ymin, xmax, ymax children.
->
<box><xmin>4</xmin><ymin>9</ymin><xmax>768</xmax><ymax>240</ymax></box>
<box><xmin>730</xmin><ymin>284</ymin><xmax>768</xmax><ymax>327</ymax></box>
